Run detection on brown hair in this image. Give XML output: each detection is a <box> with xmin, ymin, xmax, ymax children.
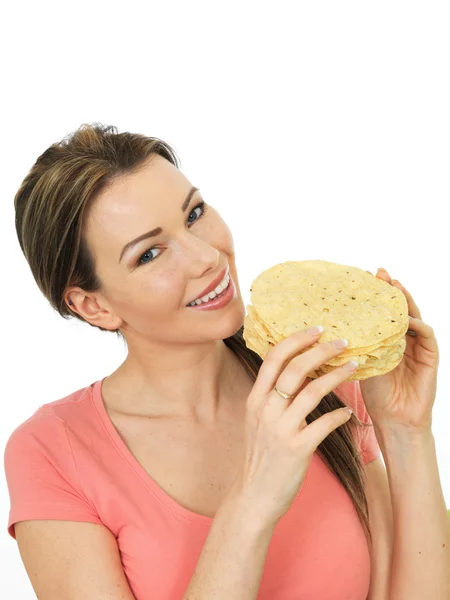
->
<box><xmin>14</xmin><ymin>122</ymin><xmax>373</xmax><ymax>547</ymax></box>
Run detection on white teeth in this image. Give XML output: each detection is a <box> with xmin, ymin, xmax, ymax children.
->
<box><xmin>213</xmin><ymin>280</ymin><xmax>226</xmax><ymax>296</ymax></box>
<box><xmin>188</xmin><ymin>273</ymin><xmax>230</xmax><ymax>306</ymax></box>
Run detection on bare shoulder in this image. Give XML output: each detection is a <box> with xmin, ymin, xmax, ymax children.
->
<box><xmin>15</xmin><ymin>519</ymin><xmax>135</xmax><ymax>599</ymax></box>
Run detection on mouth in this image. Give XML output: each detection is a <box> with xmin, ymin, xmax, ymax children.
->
<box><xmin>186</xmin><ymin>271</ymin><xmax>231</xmax><ymax>307</ymax></box>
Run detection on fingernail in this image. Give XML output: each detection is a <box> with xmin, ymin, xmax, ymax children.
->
<box><xmin>343</xmin><ymin>360</ymin><xmax>359</xmax><ymax>371</ymax></box>
<box><xmin>306</xmin><ymin>325</ymin><xmax>324</xmax><ymax>335</ymax></box>
<box><xmin>333</xmin><ymin>338</ymin><xmax>349</xmax><ymax>348</ymax></box>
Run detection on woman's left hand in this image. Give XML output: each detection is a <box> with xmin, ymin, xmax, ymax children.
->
<box><xmin>358</xmin><ymin>268</ymin><xmax>440</xmax><ymax>434</ymax></box>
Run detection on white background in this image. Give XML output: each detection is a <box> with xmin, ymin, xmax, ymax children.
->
<box><xmin>1</xmin><ymin>1</ymin><xmax>449</xmax><ymax>597</ymax></box>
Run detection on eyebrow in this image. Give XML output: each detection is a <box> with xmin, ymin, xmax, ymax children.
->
<box><xmin>119</xmin><ymin>186</ymin><xmax>199</xmax><ymax>263</ymax></box>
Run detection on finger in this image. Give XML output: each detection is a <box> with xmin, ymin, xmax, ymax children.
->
<box><xmin>376</xmin><ymin>267</ymin><xmax>392</xmax><ymax>283</ymax></box>
<box><xmin>407</xmin><ymin>315</ymin><xmax>439</xmax><ymax>357</ymax></box>
<box><xmin>279</xmin><ymin>361</ymin><xmax>357</xmax><ymax>434</ymax></box>
<box><xmin>249</xmin><ymin>328</ymin><xmax>324</xmax><ymax>413</ymax></box>
<box><xmin>391</xmin><ymin>280</ymin><xmax>422</xmax><ymax>320</ymax></box>
<box><xmin>273</xmin><ymin>338</ymin><xmax>351</xmax><ymax>397</ymax></box>
<box><xmin>374</xmin><ymin>270</ymin><xmax>422</xmax><ymax>325</ymax></box>
<box><xmin>291</xmin><ymin>406</ymin><xmax>353</xmax><ymax>454</ymax></box>
<box><xmin>262</xmin><ymin>339</ymin><xmax>353</xmax><ymax>423</ymax></box>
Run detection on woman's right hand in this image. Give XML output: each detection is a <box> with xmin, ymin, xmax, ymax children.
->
<box><xmin>227</xmin><ymin>326</ymin><xmax>358</xmax><ymax>529</ymax></box>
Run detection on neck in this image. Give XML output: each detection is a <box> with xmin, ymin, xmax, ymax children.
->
<box><xmin>103</xmin><ymin>341</ymin><xmax>249</xmax><ymax>425</ymax></box>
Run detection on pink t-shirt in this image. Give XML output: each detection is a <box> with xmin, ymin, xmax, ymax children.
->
<box><xmin>4</xmin><ymin>376</ymin><xmax>380</xmax><ymax>599</ymax></box>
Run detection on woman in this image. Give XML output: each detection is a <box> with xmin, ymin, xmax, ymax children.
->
<box><xmin>5</xmin><ymin>123</ymin><xmax>446</xmax><ymax>599</ymax></box>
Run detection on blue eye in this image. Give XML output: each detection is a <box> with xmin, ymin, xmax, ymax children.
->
<box><xmin>136</xmin><ymin>201</ymin><xmax>208</xmax><ymax>266</ymax></box>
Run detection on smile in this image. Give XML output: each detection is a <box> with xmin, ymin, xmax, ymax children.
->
<box><xmin>186</xmin><ymin>273</ymin><xmax>231</xmax><ymax>306</ymax></box>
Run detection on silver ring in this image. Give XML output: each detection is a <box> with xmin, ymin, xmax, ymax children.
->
<box><xmin>273</xmin><ymin>386</ymin><xmax>295</xmax><ymax>400</ymax></box>
<box><xmin>406</xmin><ymin>329</ymin><xmax>417</xmax><ymax>337</ymax></box>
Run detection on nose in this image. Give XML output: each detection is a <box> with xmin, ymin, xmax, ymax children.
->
<box><xmin>177</xmin><ymin>233</ymin><xmax>221</xmax><ymax>273</ymax></box>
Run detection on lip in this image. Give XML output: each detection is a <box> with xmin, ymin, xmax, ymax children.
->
<box><xmin>186</xmin><ymin>267</ymin><xmax>228</xmax><ymax>305</ymax></box>
<box><xmin>186</xmin><ymin>274</ymin><xmax>235</xmax><ymax>310</ymax></box>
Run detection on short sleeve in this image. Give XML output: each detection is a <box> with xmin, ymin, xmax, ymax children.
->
<box><xmin>334</xmin><ymin>380</ymin><xmax>381</xmax><ymax>465</ymax></box>
<box><xmin>4</xmin><ymin>412</ymin><xmax>103</xmax><ymax>540</ymax></box>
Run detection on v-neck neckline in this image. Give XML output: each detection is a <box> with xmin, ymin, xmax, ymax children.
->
<box><xmin>91</xmin><ymin>377</ymin><xmax>214</xmax><ymax>527</ymax></box>
<box><xmin>91</xmin><ymin>376</ymin><xmax>313</xmax><ymax>528</ymax></box>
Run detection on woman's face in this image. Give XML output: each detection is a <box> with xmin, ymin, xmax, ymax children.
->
<box><xmin>80</xmin><ymin>154</ymin><xmax>246</xmax><ymax>345</ymax></box>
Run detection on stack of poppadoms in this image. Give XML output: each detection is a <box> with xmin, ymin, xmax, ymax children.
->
<box><xmin>243</xmin><ymin>260</ymin><xmax>410</xmax><ymax>381</ymax></box>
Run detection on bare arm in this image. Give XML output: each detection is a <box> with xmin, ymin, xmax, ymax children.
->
<box><xmin>373</xmin><ymin>426</ymin><xmax>450</xmax><ymax>599</ymax></box>
<box><xmin>183</xmin><ymin>491</ymin><xmax>276</xmax><ymax>600</ymax></box>
<box><xmin>14</xmin><ymin>500</ymin><xmax>273</xmax><ymax>600</ymax></box>
<box><xmin>183</xmin><ymin>329</ymin><xmax>359</xmax><ymax>598</ymax></box>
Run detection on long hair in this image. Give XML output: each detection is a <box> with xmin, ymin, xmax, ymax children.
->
<box><xmin>13</xmin><ymin>122</ymin><xmax>372</xmax><ymax>547</ymax></box>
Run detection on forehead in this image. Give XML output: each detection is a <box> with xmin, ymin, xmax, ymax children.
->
<box><xmin>84</xmin><ymin>155</ymin><xmax>190</xmax><ymax>258</ymax></box>
<box><xmin>96</xmin><ymin>155</ymin><xmax>185</xmax><ymax>217</ymax></box>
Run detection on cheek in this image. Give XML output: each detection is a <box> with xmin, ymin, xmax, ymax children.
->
<box><xmin>135</xmin><ymin>270</ymin><xmax>183</xmax><ymax>309</ymax></box>
<box><xmin>207</xmin><ymin>212</ymin><xmax>234</xmax><ymax>251</ymax></box>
